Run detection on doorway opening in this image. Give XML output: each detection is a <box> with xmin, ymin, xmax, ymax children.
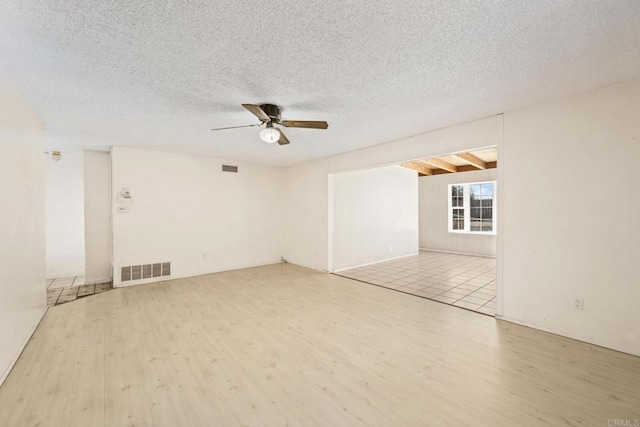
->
<box><xmin>44</xmin><ymin>149</ymin><xmax>113</xmax><ymax>306</ymax></box>
<box><xmin>329</xmin><ymin>147</ymin><xmax>498</xmax><ymax>316</ymax></box>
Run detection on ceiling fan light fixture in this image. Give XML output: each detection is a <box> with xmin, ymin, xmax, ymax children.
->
<box><xmin>260</xmin><ymin>123</ymin><xmax>280</xmax><ymax>143</ymax></box>
<box><xmin>211</xmin><ymin>103</ymin><xmax>328</xmax><ymax>146</ymax></box>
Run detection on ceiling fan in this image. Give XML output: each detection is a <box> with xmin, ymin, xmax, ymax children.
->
<box><xmin>211</xmin><ymin>104</ymin><xmax>328</xmax><ymax>145</ymax></box>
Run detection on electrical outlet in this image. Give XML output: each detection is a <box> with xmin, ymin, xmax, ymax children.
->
<box><xmin>574</xmin><ymin>298</ymin><xmax>584</xmax><ymax>310</ymax></box>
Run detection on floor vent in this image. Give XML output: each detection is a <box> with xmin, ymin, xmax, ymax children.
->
<box><xmin>222</xmin><ymin>164</ymin><xmax>238</xmax><ymax>173</ymax></box>
<box><xmin>121</xmin><ymin>262</ymin><xmax>171</xmax><ymax>282</ymax></box>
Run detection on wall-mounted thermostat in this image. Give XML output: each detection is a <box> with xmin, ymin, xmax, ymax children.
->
<box><xmin>118</xmin><ymin>187</ymin><xmax>133</xmax><ymax>204</ymax></box>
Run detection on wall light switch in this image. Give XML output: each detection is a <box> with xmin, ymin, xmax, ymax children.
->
<box><xmin>117</xmin><ymin>206</ymin><xmax>130</xmax><ymax>213</ymax></box>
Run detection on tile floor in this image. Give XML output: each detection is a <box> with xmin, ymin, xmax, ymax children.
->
<box><xmin>335</xmin><ymin>250</ymin><xmax>496</xmax><ymax>316</ymax></box>
<box><xmin>46</xmin><ymin>275</ymin><xmax>112</xmax><ymax>307</ymax></box>
<box><xmin>47</xmin><ymin>275</ymin><xmax>86</xmax><ymax>289</ymax></box>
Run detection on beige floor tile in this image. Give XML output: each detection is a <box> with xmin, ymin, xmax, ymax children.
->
<box><xmin>453</xmin><ymin>300</ymin><xmax>483</xmax><ymax>310</ymax></box>
<box><xmin>337</xmin><ymin>251</ymin><xmax>496</xmax><ymax>316</ymax></box>
<box><xmin>430</xmin><ymin>284</ymin><xmax>454</xmax><ymax>291</ymax></box>
<box><xmin>457</xmin><ymin>284</ymin><xmax>481</xmax><ymax>291</ymax></box>
<box><xmin>468</xmin><ymin>291</ymin><xmax>494</xmax><ymax>300</ymax></box>
<box><xmin>438</xmin><ymin>291</ymin><xmax>465</xmax><ymax>300</ymax></box>
<box><xmin>431</xmin><ymin>295</ymin><xmax>458</xmax><ymax>304</ymax></box>
<box><xmin>414</xmin><ymin>290</ymin><xmax>439</xmax><ymax>298</ymax></box>
<box><xmin>460</xmin><ymin>295</ymin><xmax>490</xmax><ymax>305</ymax></box>
<box><xmin>446</xmin><ymin>287</ymin><xmax>472</xmax><ymax>296</ymax></box>
<box><xmin>483</xmin><ymin>300</ymin><xmax>497</xmax><ymax>309</ymax></box>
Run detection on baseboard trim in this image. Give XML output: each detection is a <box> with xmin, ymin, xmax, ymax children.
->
<box><xmin>0</xmin><ymin>304</ymin><xmax>48</xmax><ymax>387</ymax></box>
<box><xmin>419</xmin><ymin>247</ymin><xmax>496</xmax><ymax>258</ymax></box>
<box><xmin>332</xmin><ymin>252</ymin><xmax>419</xmax><ymax>273</ymax></box>
<box><xmin>496</xmin><ymin>315</ymin><xmax>639</xmax><ymax>357</ymax></box>
<box><xmin>281</xmin><ymin>260</ymin><xmax>328</xmax><ymax>273</ymax></box>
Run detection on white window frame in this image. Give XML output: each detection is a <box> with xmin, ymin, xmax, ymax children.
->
<box><xmin>447</xmin><ymin>181</ymin><xmax>497</xmax><ymax>235</ymax></box>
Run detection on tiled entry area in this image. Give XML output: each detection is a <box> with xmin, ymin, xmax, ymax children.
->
<box><xmin>46</xmin><ymin>275</ymin><xmax>112</xmax><ymax>306</ymax></box>
<box><xmin>335</xmin><ymin>250</ymin><xmax>496</xmax><ymax>316</ymax></box>
<box><xmin>47</xmin><ymin>275</ymin><xmax>86</xmax><ymax>289</ymax></box>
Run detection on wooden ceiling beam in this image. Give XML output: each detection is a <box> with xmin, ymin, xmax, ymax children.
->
<box><xmin>443</xmin><ymin>162</ymin><xmax>498</xmax><ymax>173</ymax></box>
<box><xmin>400</xmin><ymin>162</ymin><xmax>432</xmax><ymax>176</ymax></box>
<box><xmin>420</xmin><ymin>158</ymin><xmax>457</xmax><ymax>173</ymax></box>
<box><xmin>453</xmin><ymin>152</ymin><xmax>486</xmax><ymax>170</ymax></box>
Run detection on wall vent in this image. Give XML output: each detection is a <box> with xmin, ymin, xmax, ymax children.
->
<box><xmin>121</xmin><ymin>262</ymin><xmax>171</xmax><ymax>282</ymax></box>
<box><xmin>222</xmin><ymin>164</ymin><xmax>238</xmax><ymax>173</ymax></box>
<box><xmin>121</xmin><ymin>266</ymin><xmax>131</xmax><ymax>282</ymax></box>
<box><xmin>162</xmin><ymin>262</ymin><xmax>171</xmax><ymax>276</ymax></box>
<box><xmin>132</xmin><ymin>265</ymin><xmax>142</xmax><ymax>280</ymax></box>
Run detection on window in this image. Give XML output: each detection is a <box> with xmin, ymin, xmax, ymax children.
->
<box><xmin>448</xmin><ymin>181</ymin><xmax>496</xmax><ymax>234</ymax></box>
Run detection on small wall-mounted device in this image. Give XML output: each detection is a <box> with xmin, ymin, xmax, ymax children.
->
<box><xmin>117</xmin><ymin>206</ymin><xmax>130</xmax><ymax>213</ymax></box>
<box><xmin>118</xmin><ymin>187</ymin><xmax>133</xmax><ymax>204</ymax></box>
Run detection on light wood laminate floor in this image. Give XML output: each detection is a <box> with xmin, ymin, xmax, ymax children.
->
<box><xmin>1</xmin><ymin>263</ymin><xmax>638</xmax><ymax>426</ymax></box>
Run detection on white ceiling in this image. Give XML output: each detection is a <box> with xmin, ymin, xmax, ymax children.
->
<box><xmin>1</xmin><ymin>1</ymin><xmax>639</xmax><ymax>167</ymax></box>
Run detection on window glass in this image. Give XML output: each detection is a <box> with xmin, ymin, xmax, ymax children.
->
<box><xmin>452</xmin><ymin>208</ymin><xmax>464</xmax><ymax>230</ymax></box>
<box><xmin>449</xmin><ymin>181</ymin><xmax>496</xmax><ymax>234</ymax></box>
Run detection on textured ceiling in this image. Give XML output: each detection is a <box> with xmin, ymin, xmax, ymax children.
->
<box><xmin>1</xmin><ymin>1</ymin><xmax>639</xmax><ymax>167</ymax></box>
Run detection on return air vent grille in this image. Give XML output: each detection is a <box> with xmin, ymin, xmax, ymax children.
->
<box><xmin>121</xmin><ymin>262</ymin><xmax>171</xmax><ymax>282</ymax></box>
<box><xmin>132</xmin><ymin>265</ymin><xmax>142</xmax><ymax>280</ymax></box>
<box><xmin>121</xmin><ymin>266</ymin><xmax>131</xmax><ymax>282</ymax></box>
<box><xmin>222</xmin><ymin>164</ymin><xmax>238</xmax><ymax>173</ymax></box>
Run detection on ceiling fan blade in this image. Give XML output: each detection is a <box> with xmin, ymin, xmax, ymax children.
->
<box><xmin>242</xmin><ymin>104</ymin><xmax>271</xmax><ymax>122</ymax></box>
<box><xmin>211</xmin><ymin>123</ymin><xmax>261</xmax><ymax>131</ymax></box>
<box><xmin>281</xmin><ymin>120</ymin><xmax>328</xmax><ymax>129</ymax></box>
<box><xmin>277</xmin><ymin>129</ymin><xmax>290</xmax><ymax>145</ymax></box>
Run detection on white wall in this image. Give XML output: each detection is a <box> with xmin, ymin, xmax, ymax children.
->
<box><xmin>501</xmin><ymin>79</ymin><xmax>640</xmax><ymax>355</ymax></box>
<box><xmin>294</xmin><ymin>80</ymin><xmax>639</xmax><ymax>355</ymax></box>
<box><xmin>328</xmin><ymin>115</ymin><xmax>503</xmax><ymax>174</ymax></box>
<box><xmin>84</xmin><ymin>150</ymin><xmax>112</xmax><ymax>283</ymax></box>
<box><xmin>285</xmin><ymin>116</ymin><xmax>502</xmax><ymax>271</ymax></box>
<box><xmin>282</xmin><ymin>159</ymin><xmax>330</xmax><ymax>271</ymax></box>
<box><xmin>111</xmin><ymin>146</ymin><xmax>284</xmax><ymax>287</ymax></box>
<box><xmin>45</xmin><ymin>149</ymin><xmax>85</xmax><ymax>277</ymax></box>
<box><xmin>419</xmin><ymin>168</ymin><xmax>497</xmax><ymax>256</ymax></box>
<box><xmin>0</xmin><ymin>73</ymin><xmax>46</xmax><ymax>385</ymax></box>
<box><xmin>282</xmin><ymin>116</ymin><xmax>501</xmax><ymax>274</ymax></box>
<box><xmin>331</xmin><ymin>166</ymin><xmax>419</xmax><ymax>271</ymax></box>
